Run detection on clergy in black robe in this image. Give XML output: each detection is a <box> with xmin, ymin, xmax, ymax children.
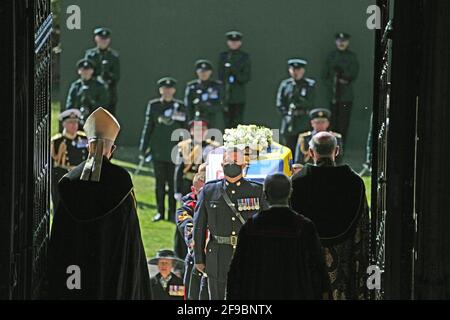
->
<box><xmin>227</xmin><ymin>173</ymin><xmax>330</xmax><ymax>300</ymax></box>
<box><xmin>148</xmin><ymin>249</ymin><xmax>185</xmax><ymax>300</ymax></box>
<box><xmin>48</xmin><ymin>108</ymin><xmax>151</xmax><ymax>300</ymax></box>
<box><xmin>291</xmin><ymin>132</ymin><xmax>370</xmax><ymax>300</ymax></box>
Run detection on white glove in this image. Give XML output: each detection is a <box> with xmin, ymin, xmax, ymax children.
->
<box><xmin>174</xmin><ymin>193</ymin><xmax>183</xmax><ymax>201</ymax></box>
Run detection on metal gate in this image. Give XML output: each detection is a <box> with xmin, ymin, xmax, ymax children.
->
<box><xmin>31</xmin><ymin>0</ymin><xmax>52</xmax><ymax>299</ymax></box>
<box><xmin>370</xmin><ymin>0</ymin><xmax>393</xmax><ymax>300</ymax></box>
<box><xmin>0</xmin><ymin>0</ymin><xmax>51</xmax><ymax>299</ymax></box>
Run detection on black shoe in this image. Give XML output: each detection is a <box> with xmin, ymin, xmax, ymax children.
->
<box><xmin>152</xmin><ymin>213</ymin><xmax>163</xmax><ymax>222</ymax></box>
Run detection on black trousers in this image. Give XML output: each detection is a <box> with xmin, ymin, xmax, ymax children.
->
<box><xmin>174</xmin><ymin>228</ymin><xmax>187</xmax><ymax>261</ymax></box>
<box><xmin>208</xmin><ymin>277</ymin><xmax>226</xmax><ymax>300</ymax></box>
<box><xmin>153</xmin><ymin>161</ymin><xmax>176</xmax><ymax>221</ymax></box>
<box><xmin>331</xmin><ymin>101</ymin><xmax>353</xmax><ymax>145</ymax></box>
<box><xmin>188</xmin><ymin>266</ymin><xmax>210</xmax><ymax>300</ymax></box>
<box><xmin>224</xmin><ymin>103</ymin><xmax>245</xmax><ymax>129</ymax></box>
<box><xmin>282</xmin><ymin>133</ymin><xmax>301</xmax><ymax>162</ymax></box>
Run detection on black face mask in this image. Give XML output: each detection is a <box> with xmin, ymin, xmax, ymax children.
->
<box><xmin>223</xmin><ymin>163</ymin><xmax>242</xmax><ymax>178</ymax></box>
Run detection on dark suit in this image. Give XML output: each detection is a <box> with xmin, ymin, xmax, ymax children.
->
<box><xmin>227</xmin><ymin>206</ymin><xmax>330</xmax><ymax>300</ymax></box>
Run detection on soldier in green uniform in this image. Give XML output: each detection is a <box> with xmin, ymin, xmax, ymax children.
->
<box><xmin>276</xmin><ymin>59</ymin><xmax>316</xmax><ymax>160</ymax></box>
<box><xmin>193</xmin><ymin>147</ymin><xmax>268</xmax><ymax>300</ymax></box>
<box><xmin>218</xmin><ymin>31</ymin><xmax>251</xmax><ymax>129</ymax></box>
<box><xmin>50</xmin><ymin>109</ymin><xmax>88</xmax><ymax>209</ymax></box>
<box><xmin>65</xmin><ymin>59</ymin><xmax>109</xmax><ymax>124</ymax></box>
<box><xmin>174</xmin><ymin>120</ymin><xmax>220</xmax><ymax>199</ymax></box>
<box><xmin>295</xmin><ymin>108</ymin><xmax>343</xmax><ymax>165</ymax></box>
<box><xmin>85</xmin><ymin>27</ymin><xmax>120</xmax><ymax>116</ymax></box>
<box><xmin>139</xmin><ymin>77</ymin><xmax>188</xmax><ymax>222</ymax></box>
<box><xmin>322</xmin><ymin>33</ymin><xmax>359</xmax><ymax>144</ymax></box>
<box><xmin>184</xmin><ymin>60</ymin><xmax>224</xmax><ymax>129</ymax></box>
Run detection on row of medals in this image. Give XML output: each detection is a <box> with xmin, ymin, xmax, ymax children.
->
<box><xmin>237</xmin><ymin>198</ymin><xmax>260</xmax><ymax>212</ymax></box>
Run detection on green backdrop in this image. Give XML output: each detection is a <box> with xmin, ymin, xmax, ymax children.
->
<box><xmin>60</xmin><ymin>0</ymin><xmax>375</xmax><ymax>165</ymax></box>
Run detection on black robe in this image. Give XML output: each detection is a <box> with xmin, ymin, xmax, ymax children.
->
<box><xmin>48</xmin><ymin>157</ymin><xmax>151</xmax><ymax>300</ymax></box>
<box><xmin>150</xmin><ymin>272</ymin><xmax>184</xmax><ymax>300</ymax></box>
<box><xmin>291</xmin><ymin>164</ymin><xmax>370</xmax><ymax>300</ymax></box>
<box><xmin>226</xmin><ymin>207</ymin><xmax>330</xmax><ymax>300</ymax></box>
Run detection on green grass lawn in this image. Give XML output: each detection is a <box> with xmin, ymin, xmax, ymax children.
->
<box><xmin>52</xmin><ymin>101</ymin><xmax>372</xmax><ymax>259</ymax></box>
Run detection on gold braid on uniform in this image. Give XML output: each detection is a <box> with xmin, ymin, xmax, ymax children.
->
<box><xmin>52</xmin><ymin>139</ymin><xmax>68</xmax><ymax>168</ymax></box>
<box><xmin>179</xmin><ymin>140</ymin><xmax>202</xmax><ymax>175</ymax></box>
<box><xmin>298</xmin><ymin>131</ymin><xmax>311</xmax><ymax>162</ymax></box>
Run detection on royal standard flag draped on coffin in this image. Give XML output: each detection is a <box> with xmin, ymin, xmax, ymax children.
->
<box><xmin>206</xmin><ymin>126</ymin><xmax>293</xmax><ymax>183</ymax></box>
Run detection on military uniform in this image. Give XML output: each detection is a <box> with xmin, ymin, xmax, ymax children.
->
<box><xmin>322</xmin><ymin>33</ymin><xmax>359</xmax><ymax>142</ymax></box>
<box><xmin>50</xmin><ymin>109</ymin><xmax>88</xmax><ymax>208</ymax></box>
<box><xmin>139</xmin><ymin>77</ymin><xmax>187</xmax><ymax>221</ymax></box>
<box><xmin>175</xmin><ymin>193</ymin><xmax>209</xmax><ymax>300</ymax></box>
<box><xmin>184</xmin><ymin>60</ymin><xmax>224</xmax><ymax>128</ymax></box>
<box><xmin>193</xmin><ymin>178</ymin><xmax>268</xmax><ymax>300</ymax></box>
<box><xmin>295</xmin><ymin>131</ymin><xmax>343</xmax><ymax>164</ymax></box>
<box><xmin>175</xmin><ymin>138</ymin><xmax>220</xmax><ymax>196</ymax></box>
<box><xmin>295</xmin><ymin>108</ymin><xmax>343</xmax><ymax>165</ymax></box>
<box><xmin>218</xmin><ymin>31</ymin><xmax>251</xmax><ymax>129</ymax></box>
<box><xmin>65</xmin><ymin>59</ymin><xmax>109</xmax><ymax>123</ymax></box>
<box><xmin>85</xmin><ymin>28</ymin><xmax>120</xmax><ymax>116</ymax></box>
<box><xmin>277</xmin><ymin>59</ymin><xmax>316</xmax><ymax>159</ymax></box>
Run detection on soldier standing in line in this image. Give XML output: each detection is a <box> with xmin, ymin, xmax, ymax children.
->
<box><xmin>50</xmin><ymin>109</ymin><xmax>88</xmax><ymax>209</ymax></box>
<box><xmin>85</xmin><ymin>27</ymin><xmax>120</xmax><ymax>116</ymax></box>
<box><xmin>276</xmin><ymin>59</ymin><xmax>316</xmax><ymax>159</ymax></box>
<box><xmin>65</xmin><ymin>58</ymin><xmax>109</xmax><ymax>124</ymax></box>
<box><xmin>322</xmin><ymin>32</ymin><xmax>359</xmax><ymax>145</ymax></box>
<box><xmin>218</xmin><ymin>31</ymin><xmax>251</xmax><ymax>129</ymax></box>
<box><xmin>139</xmin><ymin>77</ymin><xmax>187</xmax><ymax>222</ymax></box>
<box><xmin>184</xmin><ymin>60</ymin><xmax>224</xmax><ymax>129</ymax></box>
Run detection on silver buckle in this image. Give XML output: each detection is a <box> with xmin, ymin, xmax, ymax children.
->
<box><xmin>230</xmin><ymin>236</ymin><xmax>238</xmax><ymax>246</ymax></box>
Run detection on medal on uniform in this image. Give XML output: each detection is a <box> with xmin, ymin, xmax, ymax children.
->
<box><xmin>245</xmin><ymin>198</ymin><xmax>250</xmax><ymax>211</ymax></box>
<box><xmin>255</xmin><ymin>198</ymin><xmax>260</xmax><ymax>210</ymax></box>
<box><xmin>238</xmin><ymin>199</ymin><xmax>243</xmax><ymax>211</ymax></box>
<box><xmin>250</xmin><ymin>198</ymin><xmax>255</xmax><ymax>210</ymax></box>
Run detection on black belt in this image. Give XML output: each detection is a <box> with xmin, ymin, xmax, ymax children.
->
<box><xmin>211</xmin><ymin>235</ymin><xmax>238</xmax><ymax>246</ymax></box>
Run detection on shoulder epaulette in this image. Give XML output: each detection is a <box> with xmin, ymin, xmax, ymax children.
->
<box><xmin>297</xmin><ymin>131</ymin><xmax>312</xmax><ymax>143</ymax></box>
<box><xmin>178</xmin><ymin>139</ymin><xmax>192</xmax><ymax>148</ymax></box>
<box><xmin>206</xmin><ymin>139</ymin><xmax>221</xmax><ymax>148</ymax></box>
<box><xmin>109</xmin><ymin>48</ymin><xmax>120</xmax><ymax>57</ymax></box>
<box><xmin>51</xmin><ymin>133</ymin><xmax>63</xmax><ymax>141</ymax></box>
<box><xmin>305</xmin><ymin>78</ymin><xmax>316</xmax><ymax>86</ymax></box>
<box><xmin>205</xmin><ymin>179</ymin><xmax>222</xmax><ymax>186</ymax></box>
<box><xmin>187</xmin><ymin>79</ymin><xmax>199</xmax><ymax>86</ymax></box>
<box><xmin>247</xmin><ymin>179</ymin><xmax>263</xmax><ymax>187</ymax></box>
<box><xmin>330</xmin><ymin>131</ymin><xmax>342</xmax><ymax>138</ymax></box>
<box><xmin>77</xmin><ymin>131</ymin><xmax>87</xmax><ymax>137</ymax></box>
<box><xmin>149</xmin><ymin>98</ymin><xmax>161</xmax><ymax>105</ymax></box>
